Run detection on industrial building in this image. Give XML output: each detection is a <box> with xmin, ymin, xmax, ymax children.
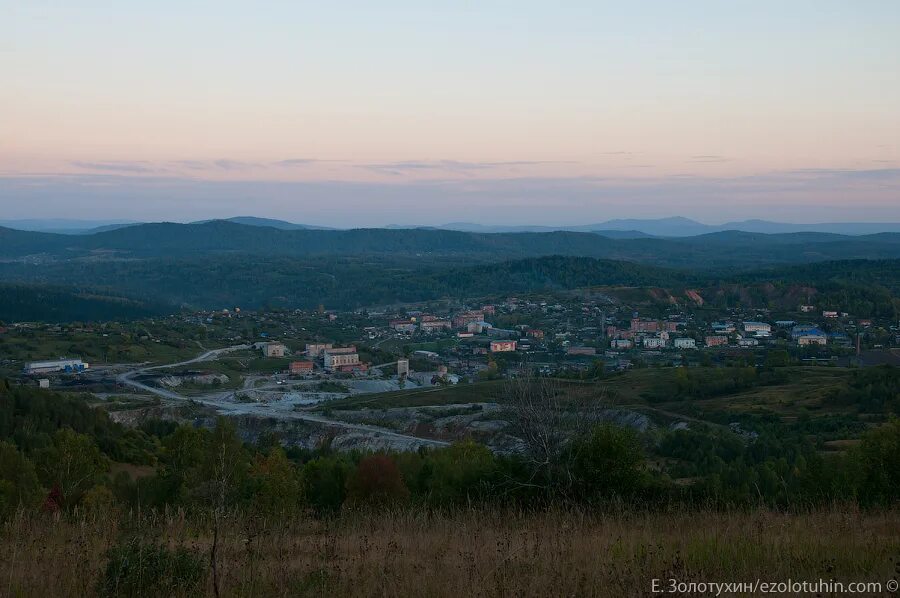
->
<box><xmin>305</xmin><ymin>343</ymin><xmax>333</xmax><ymax>357</ymax></box>
<box><xmin>24</xmin><ymin>359</ymin><xmax>89</xmax><ymax>375</ymax></box>
<box><xmin>289</xmin><ymin>361</ymin><xmax>314</xmax><ymax>374</ymax></box>
<box><xmin>323</xmin><ymin>347</ymin><xmax>360</xmax><ymax>371</ymax></box>
<box><xmin>262</xmin><ymin>342</ymin><xmax>286</xmax><ymax>358</ymax></box>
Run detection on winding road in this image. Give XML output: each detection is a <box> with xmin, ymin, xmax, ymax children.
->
<box><xmin>117</xmin><ymin>346</ymin><xmax>448</xmax><ymax>448</ymax></box>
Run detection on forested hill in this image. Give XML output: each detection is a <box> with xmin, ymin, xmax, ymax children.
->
<box><xmin>2</xmin><ymin>220</ymin><xmax>900</xmax><ymax>268</ymax></box>
<box><xmin>1</xmin><ymin>254</ymin><xmax>897</xmax><ymax>321</ymax></box>
<box><xmin>0</xmin><ymin>284</ymin><xmax>167</xmax><ymax>322</ymax></box>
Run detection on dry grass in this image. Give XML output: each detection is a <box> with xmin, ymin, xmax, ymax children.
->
<box><xmin>1</xmin><ymin>506</ymin><xmax>897</xmax><ymax>597</ymax></box>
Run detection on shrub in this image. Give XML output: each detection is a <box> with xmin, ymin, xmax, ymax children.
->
<box><xmin>346</xmin><ymin>454</ymin><xmax>409</xmax><ymax>505</ymax></box>
<box><xmin>97</xmin><ymin>540</ymin><xmax>205</xmax><ymax>597</ymax></box>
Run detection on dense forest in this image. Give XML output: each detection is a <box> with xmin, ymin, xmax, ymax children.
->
<box><xmin>0</xmin><ymin>284</ymin><xmax>166</xmax><ymax>322</ymax></box>
<box><xmin>1</xmin><ymin>377</ymin><xmax>897</xmax><ymax>519</ymax></box>
<box><xmin>2</xmin><ymin>255</ymin><xmax>898</xmax><ymax>320</ymax></box>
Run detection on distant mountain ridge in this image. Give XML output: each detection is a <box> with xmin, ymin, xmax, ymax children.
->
<box><xmin>431</xmin><ymin>217</ymin><xmax>900</xmax><ymax>236</ymax></box>
<box><xmin>2</xmin><ymin>220</ymin><xmax>900</xmax><ymax>273</ymax></box>
<box><xmin>4</xmin><ymin>216</ymin><xmax>900</xmax><ymax>236</ymax></box>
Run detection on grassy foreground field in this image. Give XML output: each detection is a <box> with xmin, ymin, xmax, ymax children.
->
<box><xmin>2</xmin><ymin>507</ymin><xmax>897</xmax><ymax>597</ymax></box>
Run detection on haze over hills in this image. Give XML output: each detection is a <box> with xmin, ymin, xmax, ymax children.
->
<box><xmin>5</xmin><ymin>216</ymin><xmax>900</xmax><ymax>237</ymax></box>
<box><xmin>430</xmin><ymin>217</ymin><xmax>900</xmax><ymax>236</ymax></box>
<box><xmin>3</xmin><ymin>220</ymin><xmax>900</xmax><ymax>266</ymax></box>
<box><xmin>3</xmin><ymin>220</ymin><xmax>900</xmax><ymax>268</ymax></box>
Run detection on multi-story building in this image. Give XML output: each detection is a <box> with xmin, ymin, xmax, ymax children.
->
<box><xmin>791</xmin><ymin>325</ymin><xmax>823</xmax><ymax>339</ymax></box>
<box><xmin>673</xmin><ymin>338</ymin><xmax>696</xmax><ymax>349</ymax></box>
<box><xmin>467</xmin><ymin>321</ymin><xmax>493</xmax><ymax>334</ymax></box>
<box><xmin>798</xmin><ymin>334</ymin><xmax>827</xmax><ymax>346</ymax></box>
<box><xmin>643</xmin><ymin>337</ymin><xmax>666</xmax><ymax>349</ymax></box>
<box><xmin>487</xmin><ymin>327</ymin><xmax>518</xmax><ymax>339</ymax></box>
<box><xmin>324</xmin><ymin>348</ymin><xmax>360</xmax><ymax>371</ymax></box>
<box><xmin>420</xmin><ymin>320</ymin><xmax>452</xmax><ymax>333</ymax></box>
<box><xmin>289</xmin><ymin>361</ymin><xmax>314</xmax><ymax>374</ymax></box>
<box><xmin>490</xmin><ymin>340</ymin><xmax>517</xmax><ymax>353</ymax></box>
<box><xmin>262</xmin><ymin>342</ymin><xmax>286</xmax><ymax>358</ymax></box>
<box><xmin>567</xmin><ymin>346</ymin><xmax>597</xmax><ymax>356</ymax></box>
<box><xmin>630</xmin><ymin>318</ymin><xmax>659</xmax><ymax>333</ymax></box>
<box><xmin>611</xmin><ymin>339</ymin><xmax>633</xmax><ymax>349</ymax></box>
<box><xmin>390</xmin><ymin>320</ymin><xmax>416</xmax><ymax>333</ymax></box>
<box><xmin>705</xmin><ymin>335</ymin><xmax>728</xmax><ymax>347</ymax></box>
<box><xmin>305</xmin><ymin>343</ymin><xmax>333</xmax><ymax>357</ymax></box>
<box><xmin>452</xmin><ymin>311</ymin><xmax>485</xmax><ymax>329</ymax></box>
<box><xmin>743</xmin><ymin>322</ymin><xmax>772</xmax><ymax>335</ymax></box>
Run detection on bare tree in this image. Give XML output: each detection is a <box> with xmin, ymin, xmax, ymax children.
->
<box><xmin>210</xmin><ymin>441</ymin><xmax>229</xmax><ymax>598</ymax></box>
<box><xmin>502</xmin><ymin>369</ymin><xmax>605</xmax><ymax>498</ymax></box>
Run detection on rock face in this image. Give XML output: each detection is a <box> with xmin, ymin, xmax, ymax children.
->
<box><xmin>104</xmin><ymin>397</ymin><xmax>656</xmax><ymax>455</ymax></box>
<box><xmin>159</xmin><ymin>374</ymin><xmax>229</xmax><ymax>387</ymax></box>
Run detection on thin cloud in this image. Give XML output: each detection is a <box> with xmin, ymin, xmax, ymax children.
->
<box><xmin>689</xmin><ymin>155</ymin><xmax>731</xmax><ymax>163</ymax></box>
<box><xmin>213</xmin><ymin>159</ymin><xmax>261</xmax><ymax>171</ymax></box>
<box><xmin>358</xmin><ymin>159</ymin><xmax>575</xmax><ymax>175</ymax></box>
<box><xmin>71</xmin><ymin>160</ymin><xmax>159</xmax><ymax>173</ymax></box>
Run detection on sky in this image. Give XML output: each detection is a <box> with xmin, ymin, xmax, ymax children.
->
<box><xmin>1</xmin><ymin>0</ymin><xmax>899</xmax><ymax>227</ymax></box>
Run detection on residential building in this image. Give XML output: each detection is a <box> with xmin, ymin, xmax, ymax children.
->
<box><xmin>799</xmin><ymin>305</ymin><xmax>815</xmax><ymax>312</ymax></box>
<box><xmin>630</xmin><ymin>318</ymin><xmax>659</xmax><ymax>333</ymax></box>
<box><xmin>487</xmin><ymin>327</ymin><xmax>518</xmax><ymax>339</ymax></box>
<box><xmin>743</xmin><ymin>322</ymin><xmax>772</xmax><ymax>335</ymax></box>
<box><xmin>791</xmin><ymin>325</ymin><xmax>823</xmax><ymax>339</ymax></box>
<box><xmin>452</xmin><ymin>311</ymin><xmax>485</xmax><ymax>329</ymax></box>
<box><xmin>567</xmin><ymin>346</ymin><xmax>597</xmax><ymax>356</ymax></box>
<box><xmin>673</xmin><ymin>338</ymin><xmax>696</xmax><ymax>349</ymax></box>
<box><xmin>490</xmin><ymin>340</ymin><xmax>517</xmax><ymax>352</ymax></box>
<box><xmin>419</xmin><ymin>320</ymin><xmax>451</xmax><ymax>333</ymax></box>
<box><xmin>798</xmin><ymin>334</ymin><xmax>827</xmax><ymax>346</ymax></box>
<box><xmin>643</xmin><ymin>337</ymin><xmax>666</xmax><ymax>349</ymax></box>
<box><xmin>705</xmin><ymin>335</ymin><xmax>728</xmax><ymax>347</ymax></box>
<box><xmin>467</xmin><ymin>321</ymin><xmax>493</xmax><ymax>334</ymax></box>
<box><xmin>526</xmin><ymin>329</ymin><xmax>544</xmax><ymax>340</ymax></box>
<box><xmin>611</xmin><ymin>339</ymin><xmax>633</xmax><ymax>349</ymax></box>
<box><xmin>738</xmin><ymin>338</ymin><xmax>759</xmax><ymax>347</ymax></box>
<box><xmin>823</xmin><ymin>311</ymin><xmax>839</xmax><ymax>318</ymax></box>
<box><xmin>390</xmin><ymin>320</ymin><xmax>416</xmax><ymax>333</ymax></box>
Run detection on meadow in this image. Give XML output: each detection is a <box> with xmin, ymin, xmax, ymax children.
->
<box><xmin>1</xmin><ymin>506</ymin><xmax>897</xmax><ymax>597</ymax></box>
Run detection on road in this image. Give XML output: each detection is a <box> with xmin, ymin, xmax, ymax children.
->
<box><xmin>117</xmin><ymin>346</ymin><xmax>448</xmax><ymax>447</ymax></box>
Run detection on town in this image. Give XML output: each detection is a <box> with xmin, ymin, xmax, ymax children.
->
<box><xmin>3</xmin><ymin>285</ymin><xmax>897</xmax><ymax>454</ymax></box>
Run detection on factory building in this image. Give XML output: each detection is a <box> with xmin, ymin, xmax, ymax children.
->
<box><xmin>24</xmin><ymin>359</ymin><xmax>89</xmax><ymax>375</ymax></box>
